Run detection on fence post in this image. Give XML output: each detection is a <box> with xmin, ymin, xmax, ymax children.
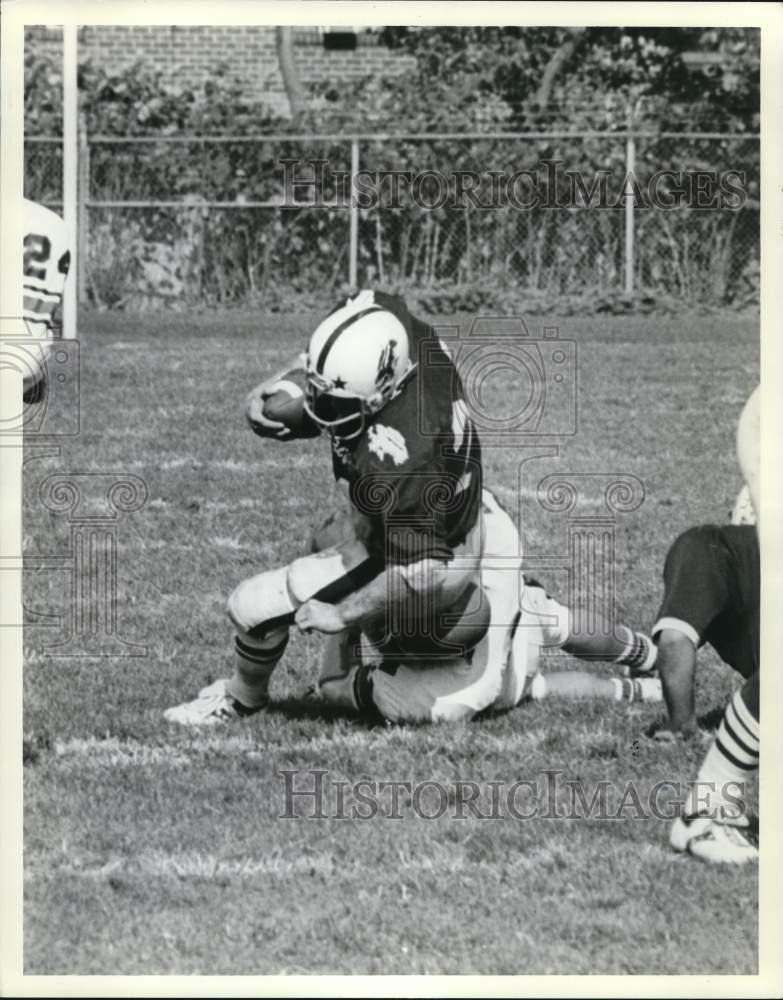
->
<box><xmin>349</xmin><ymin>137</ymin><xmax>359</xmax><ymax>288</ymax></box>
<box><xmin>77</xmin><ymin>124</ymin><xmax>89</xmax><ymax>305</ymax></box>
<box><xmin>62</xmin><ymin>25</ymin><xmax>78</xmax><ymax>338</ymax></box>
<box><xmin>624</xmin><ymin>106</ymin><xmax>636</xmax><ymax>297</ymax></box>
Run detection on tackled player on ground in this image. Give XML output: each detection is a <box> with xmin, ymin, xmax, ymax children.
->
<box><xmin>165</xmin><ymin>291</ymin><xmax>659</xmax><ymax>727</ymax></box>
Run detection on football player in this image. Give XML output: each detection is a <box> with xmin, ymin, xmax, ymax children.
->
<box><xmin>22</xmin><ymin>197</ymin><xmax>72</xmax><ymax>402</ymax></box>
<box><xmin>165</xmin><ymin>290</ymin><xmax>658</xmax><ymax>726</ymax></box>
<box><xmin>655</xmin><ymin>386</ymin><xmax>760</xmax><ymax>863</ymax></box>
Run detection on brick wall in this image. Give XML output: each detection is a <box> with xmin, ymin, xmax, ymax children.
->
<box><xmin>25</xmin><ymin>25</ymin><xmax>415</xmax><ymax>116</ymax></box>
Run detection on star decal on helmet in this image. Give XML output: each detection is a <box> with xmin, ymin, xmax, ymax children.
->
<box><xmin>333</xmin><ymin>376</ymin><xmax>346</xmax><ymax>389</ymax></box>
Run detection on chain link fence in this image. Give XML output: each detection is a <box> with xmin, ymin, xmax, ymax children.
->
<box><xmin>24</xmin><ymin>131</ymin><xmax>759</xmax><ymax>312</ymax></box>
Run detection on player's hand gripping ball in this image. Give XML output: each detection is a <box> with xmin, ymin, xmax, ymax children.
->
<box><xmin>246</xmin><ymin>370</ymin><xmax>320</xmax><ymax>441</ymax></box>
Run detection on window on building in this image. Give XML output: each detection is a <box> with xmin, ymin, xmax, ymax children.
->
<box><xmin>322</xmin><ymin>30</ymin><xmax>357</xmax><ymax>51</ymax></box>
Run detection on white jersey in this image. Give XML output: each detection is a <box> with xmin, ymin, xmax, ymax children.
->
<box><xmin>23</xmin><ymin>198</ymin><xmax>71</xmax><ymax>340</ymax></box>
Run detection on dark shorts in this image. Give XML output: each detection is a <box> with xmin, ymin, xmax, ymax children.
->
<box><xmin>652</xmin><ymin>524</ymin><xmax>759</xmax><ymax>678</ymax></box>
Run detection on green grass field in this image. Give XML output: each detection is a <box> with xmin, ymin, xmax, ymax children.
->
<box><xmin>22</xmin><ymin>307</ymin><xmax>759</xmax><ymax>975</ymax></box>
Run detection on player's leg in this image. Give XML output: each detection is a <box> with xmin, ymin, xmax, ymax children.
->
<box><xmin>368</xmin><ymin>645</ymin><xmax>500</xmax><ymax>724</ymax></box>
<box><xmin>527</xmin><ymin>672</ymin><xmax>661</xmax><ymax>703</ymax></box>
<box><xmin>316</xmin><ymin>627</ymin><xmax>367</xmax><ymax>713</ymax></box>
<box><xmin>519</xmin><ymin>572</ymin><xmax>657</xmax><ymax>674</ymax></box>
<box><xmin>466</xmin><ymin>489</ymin><xmax>524</xmax><ymax>711</ymax></box>
<box><xmin>224</xmin><ymin>567</ymin><xmax>296</xmax><ymax>710</ymax></box>
<box><xmin>164</xmin><ymin>526</ymin><xmax>379</xmax><ymax>724</ymax></box>
<box><xmin>650</xmin><ymin>525</ymin><xmax>735</xmax><ymax>733</ymax></box>
<box><xmin>367</xmin><ymin>633</ymin><xmax>659</xmax><ymax>726</ymax></box>
<box><xmin>361</xmin><ymin>489</ymin><xmax>523</xmax><ymax>724</ymax></box>
<box><xmin>341</xmin><ymin>571</ymin><xmax>492</xmax><ymax>723</ymax></box>
<box><xmin>349</xmin><ymin>601</ymin><xmax>660</xmax><ymax>724</ymax></box>
<box><xmin>498</xmin><ymin>583</ymin><xmax>661</xmax><ymax>707</ymax></box>
<box><xmin>561</xmin><ymin>624</ymin><xmax>657</xmax><ymax>675</ymax></box>
<box><xmin>650</xmin><ymin>628</ymin><xmax>698</xmax><ymax>733</ymax></box>
<box><xmin>229</xmin><ymin>536</ymin><xmax>378</xmax><ymax>704</ymax></box>
<box><xmin>670</xmin><ymin>672</ymin><xmax>759</xmax><ymax>863</ymax></box>
<box><xmin>313</xmin><ymin>624</ymin><xmax>490</xmax><ymax>725</ymax></box>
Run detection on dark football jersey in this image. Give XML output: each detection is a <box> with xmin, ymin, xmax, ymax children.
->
<box><xmin>328</xmin><ymin>291</ymin><xmax>482</xmax><ymax>565</ymax></box>
<box><xmin>654</xmin><ymin>524</ymin><xmax>759</xmax><ymax>678</ymax></box>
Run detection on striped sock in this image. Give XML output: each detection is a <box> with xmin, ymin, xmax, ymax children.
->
<box><xmin>610</xmin><ymin>677</ymin><xmax>656</xmax><ymax>702</ymax></box>
<box><xmin>613</xmin><ymin>626</ymin><xmax>656</xmax><ymax>673</ymax></box>
<box><xmin>228</xmin><ymin>629</ymin><xmax>289</xmax><ymax>708</ymax></box>
<box><xmin>687</xmin><ymin>687</ymin><xmax>759</xmax><ymax>820</ymax></box>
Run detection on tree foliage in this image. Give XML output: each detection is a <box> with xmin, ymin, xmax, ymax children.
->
<box><xmin>23</xmin><ymin>28</ymin><xmax>759</xmax><ymax>311</ymax></box>
<box><xmin>374</xmin><ymin>26</ymin><xmax>759</xmax><ymax>131</ymax></box>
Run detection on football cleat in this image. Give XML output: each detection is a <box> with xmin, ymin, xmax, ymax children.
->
<box><xmin>163</xmin><ymin>679</ymin><xmax>264</xmax><ymax>726</ymax></box>
<box><xmin>670</xmin><ymin>812</ymin><xmax>759</xmax><ymax>864</ymax></box>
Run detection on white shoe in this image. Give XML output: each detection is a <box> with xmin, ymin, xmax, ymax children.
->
<box><xmin>670</xmin><ymin>813</ymin><xmax>759</xmax><ymax>864</ymax></box>
<box><xmin>163</xmin><ymin>679</ymin><xmax>264</xmax><ymax>726</ymax></box>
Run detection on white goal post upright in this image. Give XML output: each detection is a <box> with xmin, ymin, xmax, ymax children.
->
<box><xmin>62</xmin><ymin>23</ymin><xmax>78</xmax><ymax>339</ymax></box>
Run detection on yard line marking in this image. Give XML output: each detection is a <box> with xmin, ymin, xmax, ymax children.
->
<box><xmin>49</xmin><ymin>728</ymin><xmax>549</xmax><ymax>767</ymax></box>
<box><xmin>26</xmin><ymin>844</ymin><xmax>558</xmax><ymax>882</ymax></box>
<box><xmin>51</xmin><ymin>737</ymin><xmax>191</xmax><ymax>768</ymax></box>
<box><xmin>125</xmin><ymin>455</ymin><xmax>319</xmax><ymax>472</ymax></box>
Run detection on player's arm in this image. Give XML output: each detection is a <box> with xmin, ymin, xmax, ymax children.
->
<box><xmin>245</xmin><ymin>351</ymin><xmax>308</xmax><ymax>439</ymax></box>
<box><xmin>295</xmin><ymin>557</ymin><xmax>454</xmax><ymax>634</ymax></box>
<box><xmin>654</xmin><ymin>629</ymin><xmax>699</xmax><ymax>735</ymax></box>
<box><xmin>353</xmin><ymin>556</ymin><xmax>455</xmax><ymax>628</ymax></box>
<box><xmin>651</xmin><ymin>526</ymin><xmax>728</xmax><ymax>736</ymax></box>
<box><xmin>336</xmin><ymin>462</ymin><xmax>464</xmax><ymax>629</ymax></box>
<box><xmin>297</xmin><ymin>480</ymin><xmax>460</xmax><ymax>633</ymax></box>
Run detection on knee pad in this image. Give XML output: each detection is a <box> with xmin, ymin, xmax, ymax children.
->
<box><xmin>227</xmin><ymin>566</ymin><xmax>296</xmax><ymax>635</ymax></box>
<box><xmin>288</xmin><ymin>542</ymin><xmax>376</xmax><ymax>605</ymax></box>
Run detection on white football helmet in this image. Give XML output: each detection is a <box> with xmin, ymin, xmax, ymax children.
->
<box><xmin>304</xmin><ymin>292</ymin><xmax>417</xmax><ymax>439</ymax></box>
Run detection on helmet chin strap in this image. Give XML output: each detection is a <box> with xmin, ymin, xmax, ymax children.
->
<box><xmin>329</xmin><ymin>410</ymin><xmax>366</xmax><ymax>442</ymax></box>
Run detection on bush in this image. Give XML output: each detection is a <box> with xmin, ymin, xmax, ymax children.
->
<box><xmin>24</xmin><ymin>36</ymin><xmax>759</xmax><ymax>312</ymax></box>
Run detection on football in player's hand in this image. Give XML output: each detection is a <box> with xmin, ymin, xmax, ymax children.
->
<box><xmin>261</xmin><ymin>371</ymin><xmax>320</xmax><ymax>439</ymax></box>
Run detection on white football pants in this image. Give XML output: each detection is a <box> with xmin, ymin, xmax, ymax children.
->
<box><xmin>315</xmin><ymin>491</ymin><xmax>570</xmax><ymax>723</ymax></box>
